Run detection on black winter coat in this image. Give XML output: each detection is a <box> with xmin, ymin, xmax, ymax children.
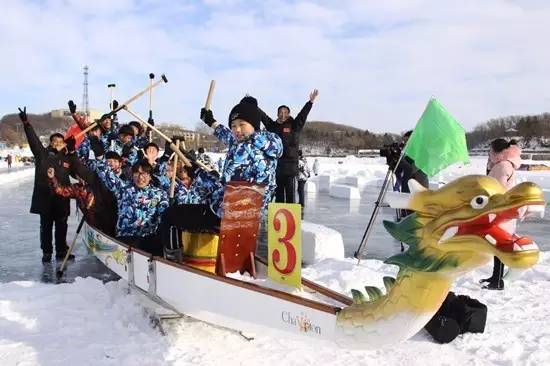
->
<box><xmin>260</xmin><ymin>101</ymin><xmax>312</xmax><ymax>176</ymax></box>
<box><xmin>394</xmin><ymin>156</ymin><xmax>429</xmax><ymax>193</ymax></box>
<box><xmin>24</xmin><ymin>123</ymin><xmax>72</xmax><ymax>217</ymax></box>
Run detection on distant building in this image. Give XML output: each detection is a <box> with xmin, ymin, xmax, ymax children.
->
<box><xmin>50</xmin><ymin>108</ymin><xmax>102</xmax><ymax>121</ymax></box>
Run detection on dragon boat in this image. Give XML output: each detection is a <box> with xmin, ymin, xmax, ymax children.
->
<box><xmin>82</xmin><ymin>176</ymin><xmax>545</xmax><ymax>348</ymax></box>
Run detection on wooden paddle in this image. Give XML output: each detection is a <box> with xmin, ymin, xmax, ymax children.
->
<box><xmin>122</xmin><ymin>106</ymin><xmax>214</xmax><ymax>173</ymax></box>
<box><xmin>75</xmin><ymin>74</ymin><xmax>168</xmax><ymax>139</ymax></box>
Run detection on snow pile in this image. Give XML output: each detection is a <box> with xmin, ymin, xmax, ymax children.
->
<box><xmin>315</xmin><ymin>175</ymin><xmax>333</xmax><ymax>192</ymax></box>
<box><xmin>2</xmin><ymin>253</ymin><xmax>550</xmax><ymax>365</ymax></box>
<box><xmin>304</xmin><ymin>181</ymin><xmax>317</xmax><ymax>194</ymax></box>
<box><xmin>329</xmin><ymin>184</ymin><xmax>361</xmax><ymax>200</ymax></box>
<box><xmin>301</xmin><ymin>221</ymin><xmax>345</xmax><ymax>265</ymax></box>
<box><xmin>0</xmin><ymin>277</ymin><xmax>170</xmax><ymax>365</ymax></box>
<box><xmin>0</xmin><ymin>168</ymin><xmax>34</xmax><ymax>184</ymax></box>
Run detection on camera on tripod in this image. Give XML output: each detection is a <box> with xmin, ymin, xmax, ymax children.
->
<box><xmin>379</xmin><ymin>142</ymin><xmax>404</xmax><ymax>170</ymax></box>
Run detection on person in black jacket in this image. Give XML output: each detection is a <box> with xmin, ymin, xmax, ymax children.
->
<box><xmin>392</xmin><ymin>131</ymin><xmax>429</xmax><ymax>193</ymax></box>
<box><xmin>259</xmin><ymin>89</ymin><xmax>319</xmax><ymax>203</ymax></box>
<box><xmin>18</xmin><ymin>107</ymin><xmax>73</xmax><ymax>263</ymax></box>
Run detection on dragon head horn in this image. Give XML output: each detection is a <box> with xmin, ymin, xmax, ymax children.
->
<box><xmin>384</xmin><ymin>179</ymin><xmax>426</xmax><ymax>209</ymax></box>
<box><xmin>408</xmin><ymin>179</ymin><xmax>427</xmax><ymax>194</ymax></box>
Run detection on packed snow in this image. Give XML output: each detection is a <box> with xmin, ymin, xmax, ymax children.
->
<box><xmin>1</xmin><ymin>156</ymin><xmax>550</xmax><ymax>365</ymax></box>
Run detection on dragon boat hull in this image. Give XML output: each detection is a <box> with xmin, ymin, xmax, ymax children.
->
<box><xmin>82</xmin><ymin>221</ymin><xmax>354</xmax><ymax>344</ymax></box>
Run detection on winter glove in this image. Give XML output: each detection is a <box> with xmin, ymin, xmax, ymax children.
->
<box><xmin>200</xmin><ymin>108</ymin><xmax>216</xmax><ymax>127</ymax></box>
<box><xmin>112</xmin><ymin>99</ymin><xmax>119</xmax><ymax>111</ymax></box>
<box><xmin>163</xmin><ymin>139</ymin><xmax>174</xmax><ymax>158</ymax></box>
<box><xmin>89</xmin><ymin>136</ymin><xmax>105</xmax><ymax>158</ymax></box>
<box><xmin>68</xmin><ymin>100</ymin><xmax>77</xmax><ymax>114</ymax></box>
<box><xmin>65</xmin><ymin>136</ymin><xmax>76</xmax><ymax>153</ymax></box>
<box><xmin>121</xmin><ymin>144</ymin><xmax>133</xmax><ymax>159</ymax></box>
<box><xmin>18</xmin><ymin>107</ymin><xmax>28</xmax><ymax>124</ymax></box>
<box><xmin>207</xmin><ymin>169</ymin><xmax>220</xmax><ymax>180</ymax></box>
<box><xmin>148</xmin><ymin>112</ymin><xmax>155</xmax><ymax>127</ymax></box>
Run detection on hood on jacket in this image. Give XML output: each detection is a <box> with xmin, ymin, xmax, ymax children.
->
<box><xmin>488</xmin><ymin>144</ymin><xmax>522</xmax><ymax>171</ymax></box>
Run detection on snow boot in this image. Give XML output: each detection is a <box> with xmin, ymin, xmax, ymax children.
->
<box><xmin>481</xmin><ymin>257</ymin><xmax>504</xmax><ymax>290</ymax></box>
<box><xmin>56</xmin><ymin>252</ymin><xmax>75</xmax><ymax>261</ymax></box>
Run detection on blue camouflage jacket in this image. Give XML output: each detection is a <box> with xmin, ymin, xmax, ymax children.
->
<box><xmin>205</xmin><ymin>125</ymin><xmax>282</xmax><ymax>216</ymax></box>
<box><xmin>157</xmin><ymin>166</ymin><xmax>215</xmax><ymax>205</ymax></box>
<box><xmin>94</xmin><ymin>160</ymin><xmax>169</xmax><ymax>237</ymax></box>
<box><xmin>77</xmin><ymin>136</ymin><xmax>91</xmax><ymax>159</ymax></box>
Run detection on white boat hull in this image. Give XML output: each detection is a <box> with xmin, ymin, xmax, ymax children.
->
<box><xmin>82</xmin><ymin>222</ymin><xmax>345</xmax><ymax>343</ymax></box>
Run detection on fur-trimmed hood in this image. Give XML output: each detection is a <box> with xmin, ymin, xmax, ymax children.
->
<box><xmin>488</xmin><ymin>144</ymin><xmax>522</xmax><ymax>171</ymax></box>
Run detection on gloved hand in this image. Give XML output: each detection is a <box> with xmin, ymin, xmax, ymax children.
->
<box><xmin>18</xmin><ymin>107</ymin><xmax>28</xmax><ymax>124</ymax></box>
<box><xmin>68</xmin><ymin>100</ymin><xmax>77</xmax><ymax>114</ymax></box>
<box><xmin>112</xmin><ymin>99</ymin><xmax>119</xmax><ymax>111</ymax></box>
<box><xmin>65</xmin><ymin>136</ymin><xmax>76</xmax><ymax>153</ymax></box>
<box><xmin>184</xmin><ymin>149</ymin><xmax>197</xmax><ymax>161</ymax></box>
<box><xmin>121</xmin><ymin>144</ymin><xmax>133</xmax><ymax>159</ymax></box>
<box><xmin>200</xmin><ymin>108</ymin><xmax>216</xmax><ymax>127</ymax></box>
<box><xmin>89</xmin><ymin>136</ymin><xmax>105</xmax><ymax>158</ymax></box>
<box><xmin>208</xmin><ymin>169</ymin><xmax>220</xmax><ymax>180</ymax></box>
<box><xmin>164</xmin><ymin>139</ymin><xmax>174</xmax><ymax>158</ymax></box>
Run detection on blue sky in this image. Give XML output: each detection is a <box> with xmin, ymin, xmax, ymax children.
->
<box><xmin>1</xmin><ymin>0</ymin><xmax>549</xmax><ymax>132</ymax></box>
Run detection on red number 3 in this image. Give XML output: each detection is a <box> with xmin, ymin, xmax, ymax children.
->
<box><xmin>272</xmin><ymin>208</ymin><xmax>297</xmax><ymax>274</ymax></box>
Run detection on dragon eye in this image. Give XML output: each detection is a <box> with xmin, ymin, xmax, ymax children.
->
<box><xmin>470</xmin><ymin>195</ymin><xmax>489</xmax><ymax>209</ymax></box>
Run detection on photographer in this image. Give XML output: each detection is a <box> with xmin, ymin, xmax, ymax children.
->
<box><xmin>392</xmin><ymin>130</ymin><xmax>430</xmax><ymax>193</ymax></box>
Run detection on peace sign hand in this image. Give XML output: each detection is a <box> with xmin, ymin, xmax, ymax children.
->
<box><xmin>309</xmin><ymin>89</ymin><xmax>319</xmax><ymax>103</ymax></box>
<box><xmin>18</xmin><ymin>107</ymin><xmax>28</xmax><ymax>123</ymax></box>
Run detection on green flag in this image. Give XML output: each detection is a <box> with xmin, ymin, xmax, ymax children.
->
<box><xmin>404</xmin><ymin>98</ymin><xmax>469</xmax><ymax>177</ymax></box>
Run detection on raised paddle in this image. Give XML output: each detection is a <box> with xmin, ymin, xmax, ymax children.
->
<box><xmin>122</xmin><ymin>106</ymin><xmax>213</xmax><ymax>173</ymax></box>
<box><xmin>205</xmin><ymin>80</ymin><xmax>216</xmax><ymax>110</ymax></box>
<box><xmin>148</xmin><ymin>73</ymin><xmax>155</xmax><ymax>142</ymax></box>
<box><xmin>74</xmin><ymin>74</ymin><xmax>168</xmax><ymax>139</ymax></box>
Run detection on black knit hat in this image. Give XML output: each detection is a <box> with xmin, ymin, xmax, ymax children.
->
<box><xmin>228</xmin><ymin>95</ymin><xmax>261</xmax><ymax>131</ymax></box>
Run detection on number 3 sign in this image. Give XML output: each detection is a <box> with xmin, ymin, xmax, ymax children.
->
<box><xmin>267</xmin><ymin>203</ymin><xmax>302</xmax><ymax>288</ymax></box>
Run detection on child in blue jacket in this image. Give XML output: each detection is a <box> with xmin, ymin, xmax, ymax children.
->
<box><xmin>199</xmin><ymin>96</ymin><xmax>283</xmax><ymax>217</ymax></box>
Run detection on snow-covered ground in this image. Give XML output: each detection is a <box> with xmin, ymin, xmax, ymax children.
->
<box><xmin>1</xmin><ymin>156</ymin><xmax>550</xmax><ymax>365</ymax></box>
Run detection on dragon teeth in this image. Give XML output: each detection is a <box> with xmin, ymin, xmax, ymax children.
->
<box><xmin>513</xmin><ymin>244</ymin><xmax>523</xmax><ymax>252</ymax></box>
<box><xmin>439</xmin><ymin>226</ymin><xmax>458</xmax><ymax>243</ymax></box>
<box><xmin>526</xmin><ymin>205</ymin><xmax>545</xmax><ymax>219</ymax></box>
<box><xmin>521</xmin><ymin>243</ymin><xmax>539</xmax><ymax>251</ymax></box>
<box><xmin>488</xmin><ymin>214</ymin><xmax>496</xmax><ymax>223</ymax></box>
<box><xmin>485</xmin><ymin>235</ymin><xmax>497</xmax><ymax>245</ymax></box>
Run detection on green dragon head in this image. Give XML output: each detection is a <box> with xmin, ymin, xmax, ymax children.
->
<box><xmin>384</xmin><ymin>175</ymin><xmax>545</xmax><ymax>276</ymax></box>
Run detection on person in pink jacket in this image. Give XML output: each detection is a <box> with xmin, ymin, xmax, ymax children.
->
<box><xmin>480</xmin><ymin>138</ymin><xmax>521</xmax><ymax>290</ymax></box>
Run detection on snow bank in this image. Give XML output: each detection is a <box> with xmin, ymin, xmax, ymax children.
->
<box><xmin>0</xmin><ymin>168</ymin><xmax>34</xmax><ymax>184</ymax></box>
<box><xmin>304</xmin><ymin>181</ymin><xmax>317</xmax><ymax>194</ymax></box>
<box><xmin>301</xmin><ymin>221</ymin><xmax>345</xmax><ymax>265</ymax></box>
<box><xmin>329</xmin><ymin>184</ymin><xmax>361</xmax><ymax>200</ymax></box>
<box><xmin>3</xmin><ymin>253</ymin><xmax>550</xmax><ymax>365</ymax></box>
<box><xmin>317</xmin><ymin>175</ymin><xmax>333</xmax><ymax>192</ymax></box>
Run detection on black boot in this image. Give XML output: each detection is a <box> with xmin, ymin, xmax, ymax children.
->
<box><xmin>42</xmin><ymin>253</ymin><xmax>52</xmax><ymax>263</ymax></box>
<box><xmin>482</xmin><ymin>257</ymin><xmax>504</xmax><ymax>290</ymax></box>
<box><xmin>56</xmin><ymin>252</ymin><xmax>75</xmax><ymax>261</ymax></box>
